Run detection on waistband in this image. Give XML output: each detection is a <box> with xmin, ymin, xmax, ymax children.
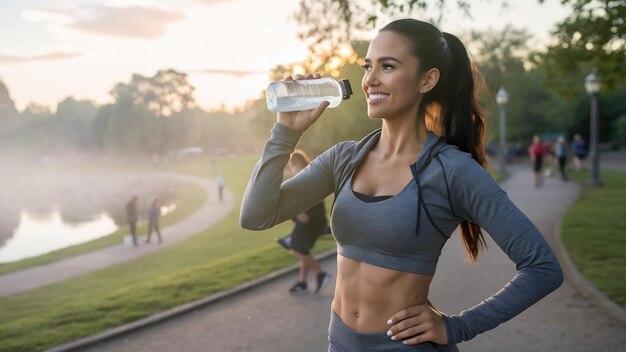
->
<box><xmin>328</xmin><ymin>309</ymin><xmax>457</xmax><ymax>352</ymax></box>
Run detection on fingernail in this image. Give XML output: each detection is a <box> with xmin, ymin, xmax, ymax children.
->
<box><xmin>402</xmin><ymin>341</ymin><xmax>408</xmax><ymax>345</ymax></box>
<box><xmin>386</xmin><ymin>330</ymin><xmax>393</xmax><ymax>336</ymax></box>
<box><xmin>391</xmin><ymin>336</ymin><xmax>397</xmax><ymax>341</ymax></box>
<box><xmin>387</xmin><ymin>319</ymin><xmax>393</xmax><ymax>325</ymax></box>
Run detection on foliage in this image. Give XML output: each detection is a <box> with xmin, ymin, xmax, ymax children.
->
<box><xmin>294</xmin><ymin>0</ymin><xmax>474</xmax><ymax>72</ymax></box>
<box><xmin>611</xmin><ymin>114</ymin><xmax>626</xmax><ymax>149</ymax></box>
<box><xmin>109</xmin><ymin>69</ymin><xmax>196</xmax><ymax>117</ymax></box>
<box><xmin>537</xmin><ymin>0</ymin><xmax>626</xmax><ymax>96</ymax></box>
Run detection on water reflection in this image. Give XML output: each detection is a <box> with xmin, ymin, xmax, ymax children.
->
<box><xmin>0</xmin><ymin>168</ymin><xmax>179</xmax><ymax>263</ymax></box>
<box><xmin>0</xmin><ymin>210</ymin><xmax>118</xmax><ymax>263</ymax></box>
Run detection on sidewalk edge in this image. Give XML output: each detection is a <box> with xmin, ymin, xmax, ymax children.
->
<box><xmin>45</xmin><ymin>248</ymin><xmax>338</xmax><ymax>352</ymax></box>
<box><xmin>553</xmin><ymin>220</ymin><xmax>626</xmax><ymax>324</ymax></box>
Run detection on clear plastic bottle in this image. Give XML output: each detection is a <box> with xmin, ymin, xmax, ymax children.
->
<box><xmin>265</xmin><ymin>78</ymin><xmax>353</xmax><ymax>113</ymax></box>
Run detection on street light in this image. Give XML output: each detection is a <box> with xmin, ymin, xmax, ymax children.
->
<box><xmin>584</xmin><ymin>71</ymin><xmax>603</xmax><ymax>186</ymax></box>
<box><xmin>496</xmin><ymin>87</ymin><xmax>508</xmax><ymax>179</ymax></box>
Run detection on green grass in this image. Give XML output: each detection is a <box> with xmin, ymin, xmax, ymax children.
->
<box><xmin>561</xmin><ymin>169</ymin><xmax>626</xmax><ymax>308</ymax></box>
<box><xmin>0</xmin><ymin>180</ymin><xmax>206</xmax><ymax>275</ymax></box>
<box><xmin>0</xmin><ymin>155</ymin><xmax>336</xmax><ymax>351</ymax></box>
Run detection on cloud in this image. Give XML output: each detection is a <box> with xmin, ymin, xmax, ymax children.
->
<box><xmin>193</xmin><ymin>69</ymin><xmax>265</xmax><ymax>77</ymax></box>
<box><xmin>0</xmin><ymin>52</ymin><xmax>82</xmax><ymax>65</ymax></box>
<box><xmin>26</xmin><ymin>5</ymin><xmax>186</xmax><ymax>39</ymax></box>
<box><xmin>194</xmin><ymin>0</ymin><xmax>228</xmax><ymax>4</ymax></box>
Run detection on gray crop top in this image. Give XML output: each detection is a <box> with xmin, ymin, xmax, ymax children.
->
<box><xmin>241</xmin><ymin>122</ymin><xmax>563</xmax><ymax>344</ymax></box>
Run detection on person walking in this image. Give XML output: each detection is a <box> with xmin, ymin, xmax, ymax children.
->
<box><xmin>571</xmin><ymin>133</ymin><xmax>586</xmax><ymax>172</ymax></box>
<box><xmin>125</xmin><ymin>195</ymin><xmax>138</xmax><ymax>247</ymax></box>
<box><xmin>555</xmin><ymin>135</ymin><xmax>569</xmax><ymax>180</ymax></box>
<box><xmin>241</xmin><ymin>18</ymin><xmax>562</xmax><ymax>351</ymax></box>
<box><xmin>146</xmin><ymin>197</ymin><xmax>162</xmax><ymax>244</ymax></box>
<box><xmin>529</xmin><ymin>134</ymin><xmax>547</xmax><ymax>187</ymax></box>
<box><xmin>216</xmin><ymin>174</ymin><xmax>225</xmax><ymax>203</ymax></box>
<box><xmin>282</xmin><ymin>150</ymin><xmax>332</xmax><ymax>294</ymax></box>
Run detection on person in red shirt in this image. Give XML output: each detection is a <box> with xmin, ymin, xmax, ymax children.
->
<box><xmin>528</xmin><ymin>134</ymin><xmax>546</xmax><ymax>188</ymax></box>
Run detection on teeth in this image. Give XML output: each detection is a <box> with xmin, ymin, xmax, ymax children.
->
<box><xmin>369</xmin><ymin>94</ymin><xmax>388</xmax><ymax>101</ymax></box>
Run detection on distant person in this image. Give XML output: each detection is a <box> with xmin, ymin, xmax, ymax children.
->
<box><xmin>146</xmin><ymin>197</ymin><xmax>162</xmax><ymax>244</ymax></box>
<box><xmin>555</xmin><ymin>135</ymin><xmax>569</xmax><ymax>180</ymax></box>
<box><xmin>571</xmin><ymin>133</ymin><xmax>586</xmax><ymax>172</ymax></box>
<box><xmin>282</xmin><ymin>150</ymin><xmax>332</xmax><ymax>294</ymax></box>
<box><xmin>529</xmin><ymin>134</ymin><xmax>546</xmax><ymax>187</ymax></box>
<box><xmin>125</xmin><ymin>195</ymin><xmax>138</xmax><ymax>247</ymax></box>
<box><xmin>216</xmin><ymin>174</ymin><xmax>225</xmax><ymax>202</ymax></box>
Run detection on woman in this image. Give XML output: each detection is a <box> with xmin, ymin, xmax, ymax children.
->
<box><xmin>241</xmin><ymin>19</ymin><xmax>563</xmax><ymax>351</ymax></box>
<box><xmin>529</xmin><ymin>134</ymin><xmax>546</xmax><ymax>187</ymax></box>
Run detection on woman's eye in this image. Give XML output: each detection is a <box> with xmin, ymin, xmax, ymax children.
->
<box><xmin>361</xmin><ymin>64</ymin><xmax>372</xmax><ymax>71</ymax></box>
<box><xmin>383</xmin><ymin>64</ymin><xmax>394</xmax><ymax>71</ymax></box>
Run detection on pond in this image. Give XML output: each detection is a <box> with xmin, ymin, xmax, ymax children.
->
<box><xmin>0</xmin><ymin>210</ymin><xmax>118</xmax><ymax>263</ymax></box>
<box><xmin>0</xmin><ymin>168</ymin><xmax>178</xmax><ymax>263</ymax></box>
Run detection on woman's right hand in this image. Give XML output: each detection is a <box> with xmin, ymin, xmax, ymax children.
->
<box><xmin>276</xmin><ymin>73</ymin><xmax>330</xmax><ymax>132</ymax></box>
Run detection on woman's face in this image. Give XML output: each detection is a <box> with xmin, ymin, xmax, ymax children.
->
<box><xmin>361</xmin><ymin>31</ymin><xmax>421</xmax><ymax>120</ymax></box>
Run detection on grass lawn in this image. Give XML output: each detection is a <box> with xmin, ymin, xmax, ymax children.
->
<box><xmin>561</xmin><ymin>169</ymin><xmax>626</xmax><ymax>308</ymax></box>
<box><xmin>0</xmin><ymin>179</ymin><xmax>206</xmax><ymax>276</ymax></box>
<box><xmin>0</xmin><ymin>155</ymin><xmax>336</xmax><ymax>351</ymax></box>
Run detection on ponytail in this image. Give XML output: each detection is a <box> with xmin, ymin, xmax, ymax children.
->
<box><xmin>438</xmin><ymin>32</ymin><xmax>487</xmax><ymax>262</ymax></box>
<box><xmin>381</xmin><ymin>19</ymin><xmax>487</xmax><ymax>262</ymax></box>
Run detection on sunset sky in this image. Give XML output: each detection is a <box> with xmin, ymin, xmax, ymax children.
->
<box><xmin>0</xmin><ymin>0</ymin><xmax>570</xmax><ymax>112</ymax></box>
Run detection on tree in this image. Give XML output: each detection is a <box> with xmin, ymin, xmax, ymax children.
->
<box><xmin>96</xmin><ymin>69</ymin><xmax>198</xmax><ymax>154</ymax></box>
<box><xmin>109</xmin><ymin>69</ymin><xmax>196</xmax><ymax>117</ymax></box>
<box><xmin>0</xmin><ymin>80</ymin><xmax>18</xmax><ymax>120</ymax></box>
<box><xmin>537</xmin><ymin>0</ymin><xmax>625</xmax><ymax>96</ymax></box>
<box><xmin>294</xmin><ymin>0</ymin><xmax>475</xmax><ymax>72</ymax></box>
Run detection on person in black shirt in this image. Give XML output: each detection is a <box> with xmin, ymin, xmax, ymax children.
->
<box><xmin>125</xmin><ymin>195</ymin><xmax>138</xmax><ymax>247</ymax></box>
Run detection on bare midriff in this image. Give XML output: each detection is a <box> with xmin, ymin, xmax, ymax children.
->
<box><xmin>332</xmin><ymin>254</ymin><xmax>433</xmax><ymax>333</ymax></box>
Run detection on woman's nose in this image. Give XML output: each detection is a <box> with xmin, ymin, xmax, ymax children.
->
<box><xmin>365</xmin><ymin>72</ymin><xmax>380</xmax><ymax>87</ymax></box>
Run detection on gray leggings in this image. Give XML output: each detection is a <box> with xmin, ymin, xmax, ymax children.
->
<box><xmin>328</xmin><ymin>309</ymin><xmax>459</xmax><ymax>352</ymax></box>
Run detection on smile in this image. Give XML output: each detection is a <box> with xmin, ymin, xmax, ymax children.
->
<box><xmin>367</xmin><ymin>93</ymin><xmax>388</xmax><ymax>102</ymax></box>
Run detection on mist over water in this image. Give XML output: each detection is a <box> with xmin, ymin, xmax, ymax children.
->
<box><xmin>0</xmin><ymin>158</ymin><xmax>178</xmax><ymax>263</ymax></box>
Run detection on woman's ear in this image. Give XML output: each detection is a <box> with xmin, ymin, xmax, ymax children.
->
<box><xmin>419</xmin><ymin>68</ymin><xmax>440</xmax><ymax>94</ymax></box>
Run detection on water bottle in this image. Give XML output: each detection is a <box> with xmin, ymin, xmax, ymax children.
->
<box><xmin>265</xmin><ymin>78</ymin><xmax>353</xmax><ymax>113</ymax></box>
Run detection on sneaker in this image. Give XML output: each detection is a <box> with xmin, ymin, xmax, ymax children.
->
<box><xmin>289</xmin><ymin>282</ymin><xmax>308</xmax><ymax>294</ymax></box>
<box><xmin>276</xmin><ymin>236</ymin><xmax>292</xmax><ymax>250</ymax></box>
<box><xmin>315</xmin><ymin>272</ymin><xmax>332</xmax><ymax>294</ymax></box>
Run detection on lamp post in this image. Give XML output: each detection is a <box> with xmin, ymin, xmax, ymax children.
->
<box><xmin>584</xmin><ymin>71</ymin><xmax>603</xmax><ymax>186</ymax></box>
<box><xmin>496</xmin><ymin>87</ymin><xmax>508</xmax><ymax>179</ymax></box>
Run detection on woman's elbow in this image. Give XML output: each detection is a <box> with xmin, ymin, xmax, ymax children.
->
<box><xmin>240</xmin><ymin>212</ymin><xmax>263</xmax><ymax>231</ymax></box>
<box><xmin>543</xmin><ymin>260</ymin><xmax>564</xmax><ymax>293</ymax></box>
<box><xmin>239</xmin><ymin>208</ymin><xmax>274</xmax><ymax>231</ymax></box>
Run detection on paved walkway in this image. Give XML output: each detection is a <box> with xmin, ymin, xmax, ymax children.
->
<box><xmin>88</xmin><ymin>166</ymin><xmax>626</xmax><ymax>352</ymax></box>
<box><xmin>0</xmin><ymin>173</ymin><xmax>234</xmax><ymax>297</ymax></box>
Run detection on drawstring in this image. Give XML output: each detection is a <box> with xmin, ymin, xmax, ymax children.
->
<box><xmin>411</xmin><ymin>162</ymin><xmax>447</xmax><ymax>239</ymax></box>
<box><xmin>410</xmin><ymin>163</ymin><xmax>422</xmax><ymax>235</ymax></box>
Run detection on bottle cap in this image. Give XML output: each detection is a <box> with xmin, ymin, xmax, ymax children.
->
<box><xmin>339</xmin><ymin>79</ymin><xmax>353</xmax><ymax>100</ymax></box>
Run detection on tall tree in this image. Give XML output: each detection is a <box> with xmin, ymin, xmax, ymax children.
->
<box><xmin>294</xmin><ymin>0</ymin><xmax>475</xmax><ymax>72</ymax></box>
<box><xmin>109</xmin><ymin>69</ymin><xmax>196</xmax><ymax>117</ymax></box>
<box><xmin>537</xmin><ymin>0</ymin><xmax>625</xmax><ymax>96</ymax></box>
<box><xmin>0</xmin><ymin>80</ymin><xmax>18</xmax><ymax>120</ymax></box>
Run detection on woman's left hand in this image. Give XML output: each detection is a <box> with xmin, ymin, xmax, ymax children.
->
<box><xmin>386</xmin><ymin>303</ymin><xmax>448</xmax><ymax>345</ymax></box>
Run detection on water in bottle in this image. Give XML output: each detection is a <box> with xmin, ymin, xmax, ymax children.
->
<box><xmin>266</xmin><ymin>78</ymin><xmax>352</xmax><ymax>113</ymax></box>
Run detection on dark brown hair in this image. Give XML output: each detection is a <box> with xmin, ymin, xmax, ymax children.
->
<box><xmin>381</xmin><ymin>19</ymin><xmax>488</xmax><ymax>262</ymax></box>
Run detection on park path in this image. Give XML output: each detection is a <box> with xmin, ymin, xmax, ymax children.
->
<box><xmin>0</xmin><ymin>173</ymin><xmax>233</xmax><ymax>297</ymax></box>
<box><xmin>88</xmin><ymin>165</ymin><xmax>626</xmax><ymax>352</ymax></box>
